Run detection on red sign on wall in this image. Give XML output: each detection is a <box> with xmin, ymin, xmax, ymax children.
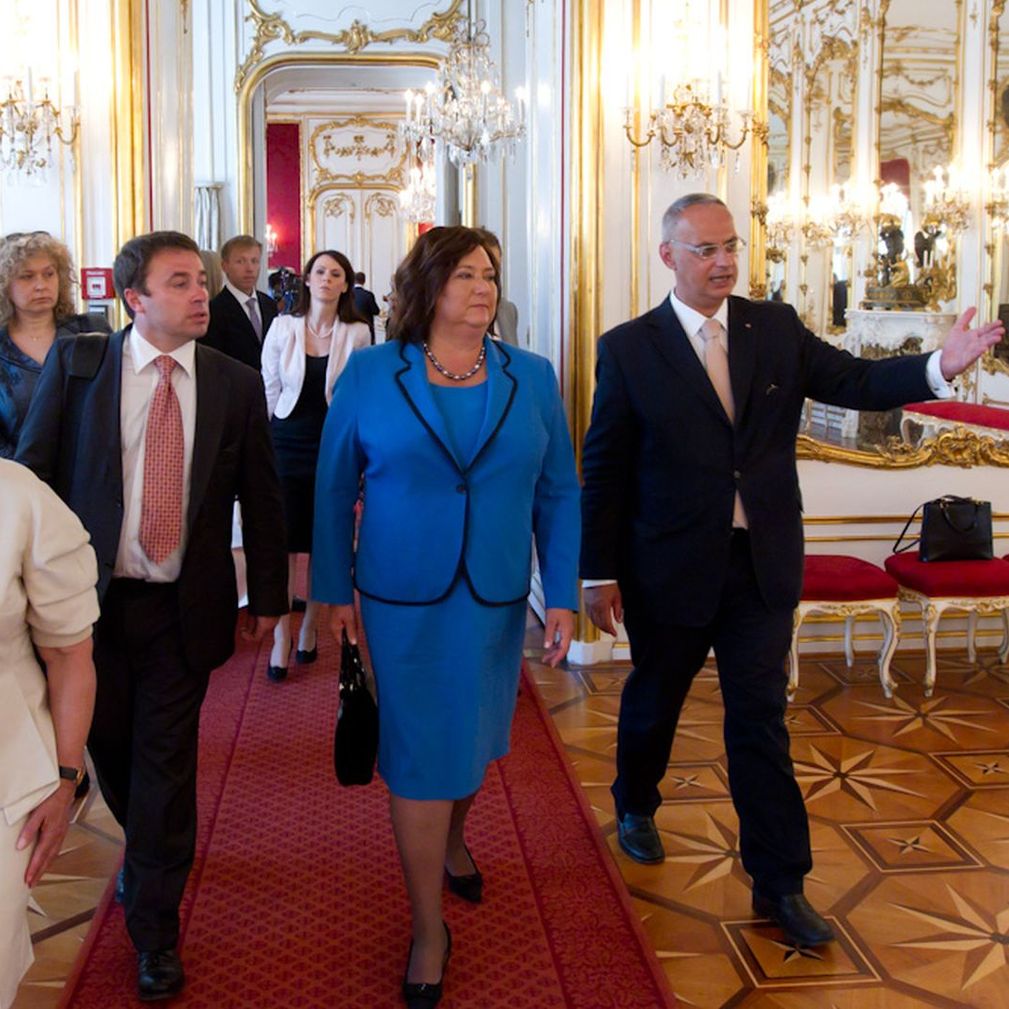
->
<box><xmin>81</xmin><ymin>267</ymin><xmax>115</xmax><ymax>300</ymax></box>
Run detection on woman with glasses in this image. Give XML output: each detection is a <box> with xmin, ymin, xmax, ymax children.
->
<box><xmin>0</xmin><ymin>233</ymin><xmax>111</xmax><ymax>458</ymax></box>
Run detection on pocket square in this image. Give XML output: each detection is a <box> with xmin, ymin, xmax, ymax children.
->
<box><xmin>766</xmin><ymin>383</ymin><xmax>779</xmax><ymax>394</ymax></box>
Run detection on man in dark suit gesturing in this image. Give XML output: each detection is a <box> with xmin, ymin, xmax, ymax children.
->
<box><xmin>580</xmin><ymin>194</ymin><xmax>1002</xmax><ymax>947</ymax></box>
<box><xmin>203</xmin><ymin>234</ymin><xmax>278</xmax><ymax>370</ymax></box>
<box><xmin>17</xmin><ymin>231</ymin><xmax>288</xmax><ymax>999</ymax></box>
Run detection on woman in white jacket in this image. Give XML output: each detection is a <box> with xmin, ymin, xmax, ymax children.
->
<box><xmin>260</xmin><ymin>250</ymin><xmax>369</xmax><ymax>681</ymax></box>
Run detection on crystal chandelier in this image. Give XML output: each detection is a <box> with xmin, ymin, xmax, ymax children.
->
<box><xmin>622</xmin><ymin>2</ymin><xmax>757</xmax><ymax>177</ymax></box>
<box><xmin>400</xmin><ymin>13</ymin><xmax>526</xmax><ymax>167</ymax></box>
<box><xmin>398</xmin><ymin>153</ymin><xmax>437</xmax><ymax>223</ymax></box>
<box><xmin>921</xmin><ymin>164</ymin><xmax>971</xmax><ymax>237</ymax></box>
<box><xmin>0</xmin><ymin>76</ymin><xmax>79</xmax><ymax>180</ymax></box>
<box><xmin>988</xmin><ymin>164</ymin><xmax>1009</xmax><ymax>231</ymax></box>
<box><xmin>624</xmin><ymin>81</ymin><xmax>755</xmax><ymax>178</ymax></box>
<box><xmin>764</xmin><ymin>192</ymin><xmax>795</xmax><ymax>262</ymax></box>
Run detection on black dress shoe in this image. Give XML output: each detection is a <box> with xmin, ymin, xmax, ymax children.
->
<box><xmin>137</xmin><ymin>949</ymin><xmax>185</xmax><ymax>1001</ymax></box>
<box><xmin>616</xmin><ymin>812</ymin><xmax>665</xmax><ymax>864</ymax></box>
<box><xmin>402</xmin><ymin>923</ymin><xmax>451</xmax><ymax>1009</ymax></box>
<box><xmin>752</xmin><ymin>892</ymin><xmax>835</xmax><ymax>947</ymax></box>
<box><xmin>445</xmin><ymin>844</ymin><xmax>483</xmax><ymax>903</ymax></box>
<box><xmin>114</xmin><ymin>868</ymin><xmax>125</xmax><ymax>904</ymax></box>
<box><xmin>294</xmin><ymin>645</ymin><xmax>317</xmax><ymax>664</ymax></box>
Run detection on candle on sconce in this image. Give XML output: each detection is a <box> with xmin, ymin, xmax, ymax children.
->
<box><xmin>514</xmin><ymin>86</ymin><xmax>527</xmax><ymax>121</ymax></box>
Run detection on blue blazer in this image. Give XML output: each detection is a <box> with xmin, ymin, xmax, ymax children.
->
<box><xmin>312</xmin><ymin>337</ymin><xmax>580</xmax><ymax>610</ymax></box>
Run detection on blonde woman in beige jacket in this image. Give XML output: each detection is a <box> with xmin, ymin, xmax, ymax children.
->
<box><xmin>260</xmin><ymin>250</ymin><xmax>369</xmax><ymax>682</ymax></box>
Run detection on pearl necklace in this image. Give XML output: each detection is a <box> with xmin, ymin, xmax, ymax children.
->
<box><xmin>307</xmin><ymin>319</ymin><xmax>334</xmax><ymax>341</ymax></box>
<box><xmin>423</xmin><ymin>341</ymin><xmax>486</xmax><ymax>381</ymax></box>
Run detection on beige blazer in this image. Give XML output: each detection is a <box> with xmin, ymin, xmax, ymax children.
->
<box><xmin>0</xmin><ymin>461</ymin><xmax>98</xmax><ymax>826</ymax></box>
<box><xmin>261</xmin><ymin>314</ymin><xmax>370</xmax><ymax>418</ymax></box>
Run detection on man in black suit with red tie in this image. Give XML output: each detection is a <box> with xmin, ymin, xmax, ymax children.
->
<box><xmin>203</xmin><ymin>234</ymin><xmax>278</xmax><ymax>370</ymax></box>
<box><xmin>579</xmin><ymin>194</ymin><xmax>1002</xmax><ymax>947</ymax></box>
<box><xmin>17</xmin><ymin>231</ymin><xmax>288</xmax><ymax>999</ymax></box>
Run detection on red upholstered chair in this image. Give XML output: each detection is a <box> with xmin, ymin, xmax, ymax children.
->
<box><xmin>790</xmin><ymin>555</ymin><xmax>901</xmax><ymax>700</ymax></box>
<box><xmin>884</xmin><ymin>553</ymin><xmax>1009</xmax><ymax>697</ymax></box>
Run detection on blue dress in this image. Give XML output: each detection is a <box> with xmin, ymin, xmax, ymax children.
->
<box><xmin>360</xmin><ymin>382</ymin><xmax>527</xmax><ymax>800</ymax></box>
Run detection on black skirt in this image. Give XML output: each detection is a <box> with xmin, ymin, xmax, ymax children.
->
<box><xmin>271</xmin><ymin>354</ymin><xmax>328</xmax><ymax>553</ymax></box>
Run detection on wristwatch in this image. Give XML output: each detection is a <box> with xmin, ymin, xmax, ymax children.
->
<box><xmin>58</xmin><ymin>764</ymin><xmax>86</xmax><ymax>788</ymax></box>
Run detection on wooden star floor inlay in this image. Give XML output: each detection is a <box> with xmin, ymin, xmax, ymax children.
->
<box><xmin>532</xmin><ymin>645</ymin><xmax>1009</xmax><ymax>1009</ymax></box>
<box><xmin>11</xmin><ymin>633</ymin><xmax>1009</xmax><ymax>1009</ymax></box>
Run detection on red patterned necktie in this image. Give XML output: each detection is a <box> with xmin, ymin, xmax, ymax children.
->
<box><xmin>139</xmin><ymin>355</ymin><xmax>184</xmax><ymax>563</ymax></box>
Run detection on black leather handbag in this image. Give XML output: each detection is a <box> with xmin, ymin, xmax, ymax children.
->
<box><xmin>893</xmin><ymin>495</ymin><xmax>994</xmax><ymax>562</ymax></box>
<box><xmin>333</xmin><ymin>632</ymin><xmax>378</xmax><ymax>786</ymax></box>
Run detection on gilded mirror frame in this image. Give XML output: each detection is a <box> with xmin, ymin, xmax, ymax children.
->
<box><xmin>874</xmin><ymin>0</ymin><xmax>963</xmax><ymax>314</ymax></box>
<box><xmin>749</xmin><ymin>0</ymin><xmax>1008</xmax><ymax>467</ymax></box>
<box><xmin>982</xmin><ymin>0</ymin><xmax>1009</xmax><ymax>381</ymax></box>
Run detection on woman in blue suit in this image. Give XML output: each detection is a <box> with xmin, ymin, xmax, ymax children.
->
<box><xmin>313</xmin><ymin>227</ymin><xmax>579</xmax><ymax>1009</ymax></box>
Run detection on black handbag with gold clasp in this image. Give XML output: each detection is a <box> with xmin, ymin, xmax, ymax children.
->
<box><xmin>893</xmin><ymin>495</ymin><xmax>993</xmax><ymax>562</ymax></box>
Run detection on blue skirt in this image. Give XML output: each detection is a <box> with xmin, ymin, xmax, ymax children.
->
<box><xmin>360</xmin><ymin>579</ymin><xmax>527</xmax><ymax>800</ymax></box>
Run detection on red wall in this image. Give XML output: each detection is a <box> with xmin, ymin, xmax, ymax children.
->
<box><xmin>266</xmin><ymin>122</ymin><xmax>302</xmax><ymax>271</ymax></box>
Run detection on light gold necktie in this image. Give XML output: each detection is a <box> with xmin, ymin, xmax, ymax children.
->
<box><xmin>700</xmin><ymin>319</ymin><xmax>748</xmax><ymax>528</ymax></box>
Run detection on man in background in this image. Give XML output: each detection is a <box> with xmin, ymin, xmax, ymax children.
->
<box><xmin>479</xmin><ymin>229</ymin><xmax>520</xmax><ymax>345</ymax></box>
<box><xmin>203</xmin><ymin>234</ymin><xmax>278</xmax><ymax>370</ymax></box>
<box><xmin>351</xmin><ymin>271</ymin><xmax>381</xmax><ymax>343</ymax></box>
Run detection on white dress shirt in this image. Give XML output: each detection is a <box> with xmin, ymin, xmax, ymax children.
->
<box><xmin>114</xmin><ymin>327</ymin><xmax>197</xmax><ymax>582</ymax></box>
<box><xmin>582</xmin><ymin>290</ymin><xmax>953</xmax><ymax>588</ymax></box>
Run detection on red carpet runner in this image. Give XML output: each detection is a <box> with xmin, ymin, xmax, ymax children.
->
<box><xmin>59</xmin><ymin>630</ymin><xmax>676</xmax><ymax>1008</ymax></box>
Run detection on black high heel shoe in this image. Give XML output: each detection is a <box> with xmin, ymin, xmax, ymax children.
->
<box><xmin>267</xmin><ymin>639</ymin><xmax>292</xmax><ymax>682</ymax></box>
<box><xmin>294</xmin><ymin>632</ymin><xmax>317</xmax><ymax>664</ymax></box>
<box><xmin>402</xmin><ymin>922</ymin><xmax>451</xmax><ymax>1009</ymax></box>
<box><xmin>445</xmin><ymin>844</ymin><xmax>483</xmax><ymax>903</ymax></box>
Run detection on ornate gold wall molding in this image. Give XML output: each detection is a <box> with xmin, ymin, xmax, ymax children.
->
<box><xmin>237</xmin><ymin>52</ymin><xmax>440</xmax><ymax>234</ymax></box>
<box><xmin>797</xmin><ymin>427</ymin><xmax>1009</xmax><ymax>467</ymax></box>
<box><xmin>236</xmin><ymin>0</ymin><xmax>462</xmax><ymax>90</ymax></box>
<box><xmin>112</xmin><ymin>0</ymin><xmax>147</xmax><ymax>252</ymax></box>
<box><xmin>750</xmin><ymin>0</ymin><xmax>771</xmax><ymax>299</ymax></box>
<box><xmin>308</xmin><ymin>115</ymin><xmax>406</xmax><ymax>187</ymax></box>
<box><xmin>570</xmin><ymin>0</ymin><xmax>604</xmax><ymax>643</ymax></box>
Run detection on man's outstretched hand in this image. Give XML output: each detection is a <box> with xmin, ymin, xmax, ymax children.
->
<box><xmin>939</xmin><ymin>307</ymin><xmax>1004</xmax><ymax>381</ymax></box>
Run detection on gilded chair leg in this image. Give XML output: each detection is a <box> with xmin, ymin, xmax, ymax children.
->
<box><xmin>923</xmin><ymin>602</ymin><xmax>939</xmax><ymax>698</ymax></box>
<box><xmin>967</xmin><ymin>610</ymin><xmax>978</xmax><ymax>664</ymax></box>
<box><xmin>877</xmin><ymin>605</ymin><xmax>899</xmax><ymax>699</ymax></box>
<box><xmin>1000</xmin><ymin>608</ymin><xmax>1009</xmax><ymax>665</ymax></box>
<box><xmin>787</xmin><ymin>610</ymin><xmax>801</xmax><ymax>702</ymax></box>
<box><xmin>843</xmin><ymin>615</ymin><xmax>855</xmax><ymax>667</ymax></box>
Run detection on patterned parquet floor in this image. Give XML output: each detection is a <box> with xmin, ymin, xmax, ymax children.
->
<box><xmin>532</xmin><ymin>645</ymin><xmax>1009</xmax><ymax>1009</ymax></box>
<box><xmin>12</xmin><ymin>639</ymin><xmax>1009</xmax><ymax>1008</ymax></box>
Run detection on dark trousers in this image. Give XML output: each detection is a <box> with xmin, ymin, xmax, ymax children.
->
<box><xmin>613</xmin><ymin>531</ymin><xmax>812</xmax><ymax>896</ymax></box>
<box><xmin>89</xmin><ymin>578</ymin><xmax>210</xmax><ymax>952</ymax></box>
